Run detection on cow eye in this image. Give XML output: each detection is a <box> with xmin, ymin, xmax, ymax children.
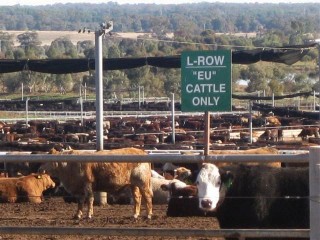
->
<box><xmin>216</xmin><ymin>180</ymin><xmax>221</xmax><ymax>187</ymax></box>
<box><xmin>216</xmin><ymin>177</ymin><xmax>222</xmax><ymax>187</ymax></box>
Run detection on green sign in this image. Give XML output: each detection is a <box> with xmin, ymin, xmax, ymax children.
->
<box><xmin>181</xmin><ymin>50</ymin><xmax>232</xmax><ymax>112</ymax></box>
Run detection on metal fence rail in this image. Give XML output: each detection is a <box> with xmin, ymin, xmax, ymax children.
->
<box><xmin>0</xmin><ymin>227</ymin><xmax>309</xmax><ymax>238</ymax></box>
<box><xmin>0</xmin><ymin>153</ymin><xmax>309</xmax><ymax>164</ymax></box>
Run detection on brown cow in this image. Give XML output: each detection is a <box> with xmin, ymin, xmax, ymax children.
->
<box><xmin>39</xmin><ymin>147</ymin><xmax>153</xmax><ymax>220</ymax></box>
<box><xmin>210</xmin><ymin>147</ymin><xmax>281</xmax><ymax>168</ymax></box>
<box><xmin>0</xmin><ymin>174</ymin><xmax>55</xmax><ymax>203</ymax></box>
<box><xmin>259</xmin><ymin>128</ymin><xmax>283</xmax><ymax>142</ymax></box>
<box><xmin>298</xmin><ymin>127</ymin><xmax>320</xmax><ymax>140</ymax></box>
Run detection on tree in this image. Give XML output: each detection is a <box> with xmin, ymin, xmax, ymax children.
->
<box><xmin>242</xmin><ymin>64</ymin><xmax>269</xmax><ymax>93</ymax></box>
<box><xmin>17</xmin><ymin>31</ymin><xmax>44</xmax><ymax>59</ymax></box>
<box><xmin>3</xmin><ymin>73</ymin><xmax>21</xmax><ymax>93</ymax></box>
<box><xmin>0</xmin><ymin>32</ymin><xmax>15</xmax><ymax>59</ymax></box>
<box><xmin>54</xmin><ymin>74</ymin><xmax>74</xmax><ymax>94</ymax></box>
<box><xmin>268</xmin><ymin>79</ymin><xmax>284</xmax><ymax>95</ymax></box>
<box><xmin>163</xmin><ymin>69</ymin><xmax>181</xmax><ymax>96</ymax></box>
<box><xmin>46</xmin><ymin>37</ymin><xmax>78</xmax><ymax>59</ymax></box>
<box><xmin>77</xmin><ymin>40</ymin><xmax>94</xmax><ymax>58</ymax></box>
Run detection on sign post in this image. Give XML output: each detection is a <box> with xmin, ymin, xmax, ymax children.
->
<box><xmin>181</xmin><ymin>50</ymin><xmax>232</xmax><ymax>155</ymax></box>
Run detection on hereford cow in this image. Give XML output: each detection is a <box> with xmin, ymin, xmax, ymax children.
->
<box><xmin>39</xmin><ymin>147</ymin><xmax>153</xmax><ymax>220</ymax></box>
<box><xmin>0</xmin><ymin>174</ymin><xmax>55</xmax><ymax>203</ymax></box>
<box><xmin>152</xmin><ymin>177</ymin><xmax>188</xmax><ymax>205</ymax></box>
<box><xmin>196</xmin><ymin>163</ymin><xmax>309</xmax><ymax>240</ymax></box>
<box><xmin>106</xmin><ymin>176</ymin><xmax>188</xmax><ymax>205</ymax></box>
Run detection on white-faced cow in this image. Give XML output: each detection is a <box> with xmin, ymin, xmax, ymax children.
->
<box><xmin>39</xmin><ymin>147</ymin><xmax>153</xmax><ymax>220</ymax></box>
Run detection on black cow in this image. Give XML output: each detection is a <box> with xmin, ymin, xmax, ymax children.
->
<box><xmin>197</xmin><ymin>164</ymin><xmax>309</xmax><ymax>240</ymax></box>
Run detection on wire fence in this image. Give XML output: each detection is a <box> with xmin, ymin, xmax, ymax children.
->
<box><xmin>0</xmin><ymin>148</ymin><xmax>318</xmax><ymax>239</ymax></box>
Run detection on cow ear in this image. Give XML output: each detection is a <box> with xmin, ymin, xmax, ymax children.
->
<box><xmin>160</xmin><ymin>184</ymin><xmax>170</xmax><ymax>191</ymax></box>
<box><xmin>220</xmin><ymin>170</ymin><xmax>234</xmax><ymax>189</ymax></box>
<box><xmin>16</xmin><ymin>181</ymin><xmax>24</xmax><ymax>190</ymax></box>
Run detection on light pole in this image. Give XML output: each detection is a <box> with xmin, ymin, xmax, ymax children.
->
<box><xmin>79</xmin><ymin>21</ymin><xmax>113</xmax><ymax>151</ymax></box>
<box><xmin>318</xmin><ymin>42</ymin><xmax>320</xmax><ymax>121</ymax></box>
<box><xmin>95</xmin><ymin>21</ymin><xmax>113</xmax><ymax>151</ymax></box>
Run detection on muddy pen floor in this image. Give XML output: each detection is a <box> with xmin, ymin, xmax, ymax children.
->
<box><xmin>0</xmin><ymin>197</ymin><xmax>223</xmax><ymax>240</ymax></box>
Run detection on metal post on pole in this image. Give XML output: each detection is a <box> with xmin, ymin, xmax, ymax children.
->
<box><xmin>204</xmin><ymin>111</ymin><xmax>210</xmax><ymax>156</ymax></box>
<box><xmin>21</xmin><ymin>83</ymin><xmax>24</xmax><ymax>101</ymax></box>
<box><xmin>138</xmin><ymin>86</ymin><xmax>141</xmax><ymax>110</ymax></box>
<box><xmin>94</xmin><ymin>21</ymin><xmax>113</xmax><ymax>151</ymax></box>
<box><xmin>95</xmin><ymin>29</ymin><xmax>104</xmax><ymax>151</ymax></box>
<box><xmin>309</xmin><ymin>146</ymin><xmax>320</xmax><ymax>240</ymax></box>
<box><xmin>318</xmin><ymin>43</ymin><xmax>320</xmax><ymax>121</ymax></box>
<box><xmin>314</xmin><ymin>90</ymin><xmax>316</xmax><ymax>111</ymax></box>
<box><xmin>142</xmin><ymin>86</ymin><xmax>145</xmax><ymax>103</ymax></box>
<box><xmin>26</xmin><ymin>97</ymin><xmax>30</xmax><ymax>127</ymax></box>
<box><xmin>249</xmin><ymin>100</ymin><xmax>253</xmax><ymax>144</ymax></box>
<box><xmin>171</xmin><ymin>93</ymin><xmax>175</xmax><ymax>144</ymax></box>
<box><xmin>272</xmin><ymin>92</ymin><xmax>275</xmax><ymax>107</ymax></box>
<box><xmin>84</xmin><ymin>82</ymin><xmax>87</xmax><ymax>101</ymax></box>
<box><xmin>80</xmin><ymin>96</ymin><xmax>83</xmax><ymax>127</ymax></box>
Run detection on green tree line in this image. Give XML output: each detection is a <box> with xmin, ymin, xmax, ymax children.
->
<box><xmin>0</xmin><ymin>2</ymin><xmax>319</xmax><ymax>100</ymax></box>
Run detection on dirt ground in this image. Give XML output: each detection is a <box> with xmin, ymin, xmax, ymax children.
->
<box><xmin>0</xmin><ymin>197</ymin><xmax>223</xmax><ymax>240</ymax></box>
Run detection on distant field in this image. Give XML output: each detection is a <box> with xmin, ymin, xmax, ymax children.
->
<box><xmin>5</xmin><ymin>30</ymin><xmax>256</xmax><ymax>46</ymax></box>
<box><xmin>5</xmin><ymin>31</ymin><xmax>153</xmax><ymax>46</ymax></box>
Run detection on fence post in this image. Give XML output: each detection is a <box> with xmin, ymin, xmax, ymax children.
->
<box><xmin>309</xmin><ymin>146</ymin><xmax>320</xmax><ymax>240</ymax></box>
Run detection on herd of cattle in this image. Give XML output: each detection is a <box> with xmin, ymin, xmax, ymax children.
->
<box><xmin>0</xmin><ymin>111</ymin><xmax>319</xmax><ymax>153</ymax></box>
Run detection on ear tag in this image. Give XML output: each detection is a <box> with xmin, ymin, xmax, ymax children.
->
<box><xmin>225</xmin><ymin>178</ymin><xmax>233</xmax><ymax>189</ymax></box>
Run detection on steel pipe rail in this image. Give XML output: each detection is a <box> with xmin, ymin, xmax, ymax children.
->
<box><xmin>0</xmin><ymin>227</ymin><xmax>309</xmax><ymax>238</ymax></box>
<box><xmin>0</xmin><ymin>153</ymin><xmax>309</xmax><ymax>164</ymax></box>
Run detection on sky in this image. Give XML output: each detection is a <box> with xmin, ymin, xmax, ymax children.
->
<box><xmin>0</xmin><ymin>0</ymin><xmax>318</xmax><ymax>6</ymax></box>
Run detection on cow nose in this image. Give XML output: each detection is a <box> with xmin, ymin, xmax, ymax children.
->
<box><xmin>201</xmin><ymin>199</ymin><xmax>212</xmax><ymax>209</ymax></box>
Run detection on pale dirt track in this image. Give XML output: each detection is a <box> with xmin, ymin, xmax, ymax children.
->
<box><xmin>0</xmin><ymin>197</ymin><xmax>222</xmax><ymax>240</ymax></box>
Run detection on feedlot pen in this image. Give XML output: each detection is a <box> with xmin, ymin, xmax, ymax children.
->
<box><xmin>0</xmin><ymin>147</ymin><xmax>318</xmax><ymax>239</ymax></box>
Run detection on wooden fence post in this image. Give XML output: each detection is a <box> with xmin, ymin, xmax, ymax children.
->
<box><xmin>309</xmin><ymin>146</ymin><xmax>320</xmax><ymax>240</ymax></box>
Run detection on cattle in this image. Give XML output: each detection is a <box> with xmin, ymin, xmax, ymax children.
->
<box><xmin>298</xmin><ymin>127</ymin><xmax>320</xmax><ymax>140</ymax></box>
<box><xmin>161</xmin><ymin>163</ymin><xmax>195</xmax><ymax>182</ymax></box>
<box><xmin>152</xmin><ymin>178</ymin><xmax>187</xmax><ymax>205</ymax></box>
<box><xmin>0</xmin><ymin>173</ymin><xmax>55</xmax><ymax>203</ymax></box>
<box><xmin>210</xmin><ymin>147</ymin><xmax>281</xmax><ymax>168</ymax></box>
<box><xmin>161</xmin><ymin>180</ymin><xmax>198</xmax><ymax>216</ymax></box>
<box><xmin>196</xmin><ymin>163</ymin><xmax>309</xmax><ymax>240</ymax></box>
<box><xmin>259</xmin><ymin>128</ymin><xmax>283</xmax><ymax>142</ymax></box>
<box><xmin>239</xmin><ymin>131</ymin><xmax>261</xmax><ymax>142</ymax></box>
<box><xmin>39</xmin><ymin>147</ymin><xmax>153</xmax><ymax>220</ymax></box>
<box><xmin>265</xmin><ymin>116</ymin><xmax>281</xmax><ymax>127</ymax></box>
<box><xmin>106</xmin><ymin>176</ymin><xmax>188</xmax><ymax>205</ymax></box>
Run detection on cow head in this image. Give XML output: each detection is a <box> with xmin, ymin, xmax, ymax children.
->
<box><xmin>16</xmin><ymin>174</ymin><xmax>56</xmax><ymax>203</ymax></box>
<box><xmin>38</xmin><ymin>162</ymin><xmax>68</xmax><ymax>176</ymax></box>
<box><xmin>196</xmin><ymin>163</ymin><xmax>232</xmax><ymax>212</ymax></box>
<box><xmin>174</xmin><ymin>167</ymin><xmax>192</xmax><ymax>181</ymax></box>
